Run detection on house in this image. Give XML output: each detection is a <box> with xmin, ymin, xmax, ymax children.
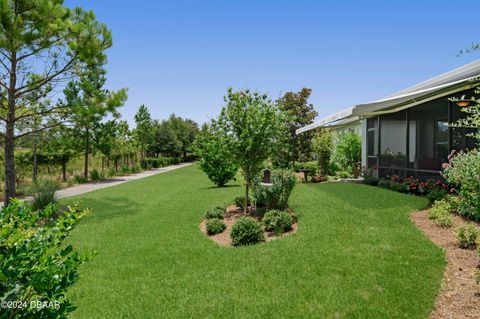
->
<box><xmin>297</xmin><ymin>60</ymin><xmax>480</xmax><ymax>179</ymax></box>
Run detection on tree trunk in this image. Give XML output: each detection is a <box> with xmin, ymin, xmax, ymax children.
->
<box><xmin>141</xmin><ymin>143</ymin><xmax>144</xmax><ymax>162</ymax></box>
<box><xmin>244</xmin><ymin>172</ymin><xmax>250</xmax><ymax>214</ymax></box>
<box><xmin>101</xmin><ymin>156</ymin><xmax>105</xmax><ymax>172</ymax></box>
<box><xmin>62</xmin><ymin>161</ymin><xmax>67</xmax><ymax>182</ymax></box>
<box><xmin>4</xmin><ymin>52</ymin><xmax>17</xmax><ymax>206</ymax></box>
<box><xmin>32</xmin><ymin>134</ymin><xmax>38</xmax><ymax>181</ymax></box>
<box><xmin>84</xmin><ymin>128</ymin><xmax>89</xmax><ymax>179</ymax></box>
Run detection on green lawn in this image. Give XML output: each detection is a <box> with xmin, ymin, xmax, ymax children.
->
<box><xmin>65</xmin><ymin>164</ymin><xmax>444</xmax><ymax>318</ymax></box>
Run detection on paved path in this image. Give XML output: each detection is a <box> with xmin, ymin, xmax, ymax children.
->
<box><xmin>56</xmin><ymin>162</ymin><xmax>193</xmax><ymax>199</ymax></box>
<box><xmin>2</xmin><ymin>162</ymin><xmax>193</xmax><ymax>205</ymax></box>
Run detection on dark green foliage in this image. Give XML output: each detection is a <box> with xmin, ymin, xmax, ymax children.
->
<box><xmin>363</xmin><ymin>169</ymin><xmax>378</xmax><ymax>186</ymax></box>
<box><xmin>378</xmin><ymin>179</ymin><xmax>392</xmax><ymax>189</ymax></box>
<box><xmin>253</xmin><ymin>169</ymin><xmax>296</xmax><ymax>210</ymax></box>
<box><xmin>263</xmin><ymin>210</ymin><xmax>293</xmax><ymax>235</ymax></box>
<box><xmin>90</xmin><ymin>169</ymin><xmax>105</xmax><ymax>181</ymax></box>
<box><xmin>230</xmin><ymin>217</ymin><xmax>264</xmax><ymax>246</ymax></box>
<box><xmin>389</xmin><ymin>181</ymin><xmax>409</xmax><ymax>193</ymax></box>
<box><xmin>142</xmin><ymin>157</ymin><xmax>182</xmax><ymax>169</ymax></box>
<box><xmin>426</xmin><ymin>188</ymin><xmax>448</xmax><ymax>203</ymax></box>
<box><xmin>204</xmin><ymin>207</ymin><xmax>225</xmax><ymax>220</ymax></box>
<box><xmin>234</xmin><ymin>196</ymin><xmax>250</xmax><ymax>209</ymax></box>
<box><xmin>130</xmin><ymin>164</ymin><xmax>141</xmax><ymax>174</ymax></box>
<box><xmin>74</xmin><ymin>175</ymin><xmax>88</xmax><ymax>184</ymax></box>
<box><xmin>28</xmin><ymin>179</ymin><xmax>59</xmax><ymax>211</ymax></box>
<box><xmin>206</xmin><ymin>218</ymin><xmax>227</xmax><ymax>235</ymax></box>
<box><xmin>455</xmin><ymin>223</ymin><xmax>479</xmax><ymax>248</ymax></box>
<box><xmin>122</xmin><ymin>165</ymin><xmax>130</xmax><ymax>174</ymax></box>
<box><xmin>276</xmin><ymin>88</ymin><xmax>318</xmax><ymax>166</ymax></box>
<box><xmin>0</xmin><ymin>200</ymin><xmax>90</xmax><ymax>319</ymax></box>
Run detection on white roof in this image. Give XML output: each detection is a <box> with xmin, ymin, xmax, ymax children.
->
<box><xmin>297</xmin><ymin>60</ymin><xmax>480</xmax><ymax>134</ymax></box>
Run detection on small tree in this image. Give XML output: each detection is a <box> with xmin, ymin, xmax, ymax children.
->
<box><xmin>65</xmin><ymin>62</ymin><xmax>127</xmax><ymax>178</ymax></box>
<box><xmin>276</xmin><ymin>88</ymin><xmax>318</xmax><ymax>168</ymax></box>
<box><xmin>134</xmin><ymin>105</ymin><xmax>152</xmax><ymax>162</ymax></box>
<box><xmin>0</xmin><ymin>0</ymin><xmax>113</xmax><ymax>205</ymax></box>
<box><xmin>312</xmin><ymin>129</ymin><xmax>333</xmax><ymax>176</ymax></box>
<box><xmin>194</xmin><ymin>122</ymin><xmax>238</xmax><ymax>187</ymax></box>
<box><xmin>335</xmin><ymin>131</ymin><xmax>361</xmax><ymax>176</ymax></box>
<box><xmin>218</xmin><ymin>88</ymin><xmax>284</xmax><ymax>213</ymax></box>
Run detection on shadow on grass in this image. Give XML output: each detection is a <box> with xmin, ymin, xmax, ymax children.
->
<box><xmin>204</xmin><ymin>184</ymin><xmax>241</xmax><ymax>190</ymax></box>
<box><xmin>303</xmin><ymin>182</ymin><xmax>426</xmax><ymax>211</ymax></box>
<box><xmin>71</xmin><ymin>196</ymin><xmax>139</xmax><ymax>225</ymax></box>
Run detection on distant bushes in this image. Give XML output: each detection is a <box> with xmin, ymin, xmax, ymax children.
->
<box><xmin>375</xmin><ymin>175</ymin><xmax>450</xmax><ymax>198</ymax></box>
<box><xmin>141</xmin><ymin>157</ymin><xmax>183</xmax><ymax>169</ymax></box>
<box><xmin>28</xmin><ymin>179</ymin><xmax>59</xmax><ymax>211</ymax></box>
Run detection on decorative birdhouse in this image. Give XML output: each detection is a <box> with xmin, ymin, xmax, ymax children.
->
<box><xmin>261</xmin><ymin>168</ymin><xmax>272</xmax><ymax>186</ymax></box>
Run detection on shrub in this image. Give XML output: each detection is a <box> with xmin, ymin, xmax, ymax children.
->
<box><xmin>204</xmin><ymin>207</ymin><xmax>225</xmax><ymax>219</ymax></box>
<box><xmin>107</xmin><ymin>167</ymin><xmax>116</xmax><ymax>177</ymax></box>
<box><xmin>377</xmin><ymin>179</ymin><xmax>392</xmax><ymax>189</ymax></box>
<box><xmin>334</xmin><ymin>131</ymin><xmax>362</xmax><ymax>176</ymax></box>
<box><xmin>428</xmin><ymin>198</ymin><xmax>455</xmax><ymax>228</ymax></box>
<box><xmin>206</xmin><ymin>218</ymin><xmax>227</xmax><ymax>235</ymax></box>
<box><xmin>426</xmin><ymin>188</ymin><xmax>448</xmax><ymax>203</ymax></box>
<box><xmin>389</xmin><ymin>181</ymin><xmax>409</xmax><ymax>193</ymax></box>
<box><xmin>252</xmin><ymin>169</ymin><xmax>296</xmax><ymax>210</ymax></box>
<box><xmin>455</xmin><ymin>223</ymin><xmax>480</xmax><ymax>249</ymax></box>
<box><xmin>443</xmin><ymin>149</ymin><xmax>480</xmax><ymax>221</ymax></box>
<box><xmin>74</xmin><ymin>174</ymin><xmax>88</xmax><ymax>184</ymax></box>
<box><xmin>0</xmin><ymin>200</ymin><xmax>90</xmax><ymax>319</ymax></box>
<box><xmin>230</xmin><ymin>217</ymin><xmax>264</xmax><ymax>246</ymax></box>
<box><xmin>122</xmin><ymin>165</ymin><xmax>130</xmax><ymax>174</ymax></box>
<box><xmin>130</xmin><ymin>164</ymin><xmax>141</xmax><ymax>173</ymax></box>
<box><xmin>193</xmin><ymin>124</ymin><xmax>238</xmax><ymax>187</ymax></box>
<box><xmin>90</xmin><ymin>169</ymin><xmax>104</xmax><ymax>181</ymax></box>
<box><xmin>28</xmin><ymin>179</ymin><xmax>59</xmax><ymax>211</ymax></box>
<box><xmin>312</xmin><ymin>129</ymin><xmax>333</xmax><ymax>176</ymax></box>
<box><xmin>234</xmin><ymin>196</ymin><xmax>250</xmax><ymax>209</ymax></box>
<box><xmin>302</xmin><ymin>161</ymin><xmax>318</xmax><ymax>177</ymax></box>
<box><xmin>263</xmin><ymin>210</ymin><xmax>293</xmax><ymax>235</ymax></box>
<box><xmin>363</xmin><ymin>168</ymin><xmax>378</xmax><ymax>186</ymax></box>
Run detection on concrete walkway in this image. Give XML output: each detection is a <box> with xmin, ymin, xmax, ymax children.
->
<box><xmin>2</xmin><ymin>162</ymin><xmax>193</xmax><ymax>205</ymax></box>
<box><xmin>56</xmin><ymin>162</ymin><xmax>193</xmax><ymax>199</ymax></box>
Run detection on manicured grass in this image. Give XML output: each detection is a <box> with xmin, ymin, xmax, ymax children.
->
<box><xmin>65</xmin><ymin>165</ymin><xmax>444</xmax><ymax>318</ymax></box>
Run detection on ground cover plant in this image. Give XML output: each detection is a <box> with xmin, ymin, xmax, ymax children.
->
<box><xmin>63</xmin><ymin>165</ymin><xmax>444</xmax><ymax>318</ymax></box>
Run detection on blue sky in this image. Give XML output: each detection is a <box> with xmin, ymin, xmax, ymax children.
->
<box><xmin>66</xmin><ymin>0</ymin><xmax>480</xmax><ymax>126</ymax></box>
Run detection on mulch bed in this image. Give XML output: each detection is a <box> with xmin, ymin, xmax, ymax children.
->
<box><xmin>411</xmin><ymin>211</ymin><xmax>480</xmax><ymax>319</ymax></box>
<box><xmin>200</xmin><ymin>205</ymin><xmax>298</xmax><ymax>247</ymax></box>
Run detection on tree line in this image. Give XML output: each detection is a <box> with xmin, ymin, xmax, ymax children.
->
<box><xmin>0</xmin><ymin>1</ymin><xmax>198</xmax><ymax>205</ymax></box>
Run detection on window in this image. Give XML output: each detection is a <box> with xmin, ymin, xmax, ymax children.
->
<box><xmin>409</xmin><ymin>100</ymin><xmax>448</xmax><ymax>171</ymax></box>
<box><xmin>379</xmin><ymin>111</ymin><xmax>407</xmax><ymax>167</ymax></box>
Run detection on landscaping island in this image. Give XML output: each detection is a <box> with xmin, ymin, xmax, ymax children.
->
<box><xmin>63</xmin><ymin>165</ymin><xmax>444</xmax><ymax>318</ymax></box>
